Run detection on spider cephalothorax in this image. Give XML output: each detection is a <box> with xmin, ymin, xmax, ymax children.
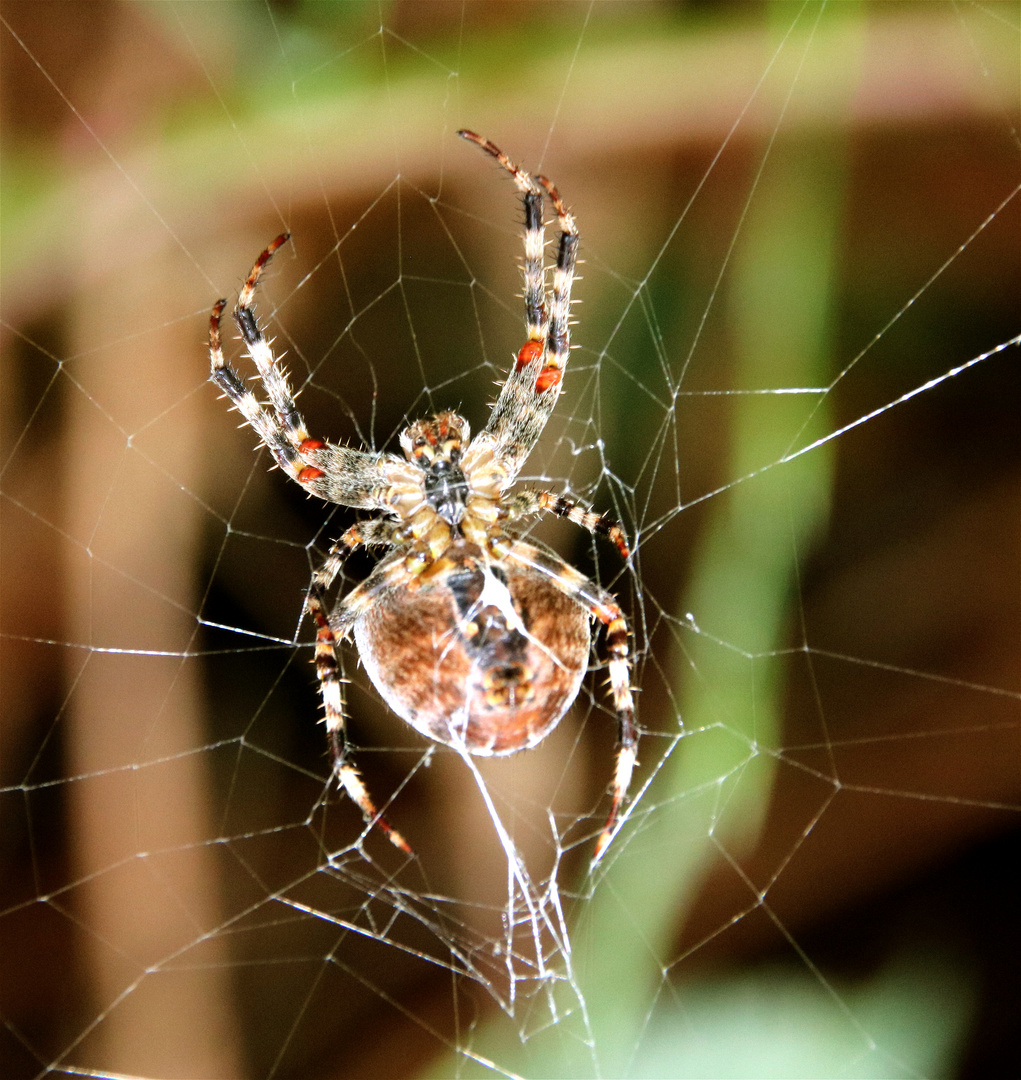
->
<box><xmin>209</xmin><ymin>130</ymin><xmax>636</xmax><ymax>859</ymax></box>
<box><xmin>402</xmin><ymin>412</ymin><xmax>471</xmax><ymax>526</ymax></box>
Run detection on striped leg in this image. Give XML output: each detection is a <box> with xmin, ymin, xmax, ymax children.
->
<box><xmin>211</xmin><ymin>238</ymin><xmax>397</xmax><ymax>507</ymax></box>
<box><xmin>504</xmin><ymin>489</ymin><xmax>630</xmax><ymax>560</ymax></box>
<box><xmin>457</xmin><ymin>131</ymin><xmax>580</xmax><ymax>484</ymax></box>
<box><xmin>458</xmin><ymin>130</ymin><xmax>546</xmax><ymax>348</ymax></box>
<box><xmin>209</xmin><ymin>234</ymin><xmax>315</xmax><ymax>482</ymax></box>
<box><xmin>305</xmin><ymin>539</ymin><xmax>412</xmax><ymax>854</ymax></box>
<box><xmin>209</xmin><ymin>295</ymin><xmax>305</xmax><ymax>481</ymax></box>
<box><xmin>535</xmin><ymin>175</ymin><xmax>578</xmax><ymax>392</ymax></box>
<box><xmin>230</xmin><ymin>234</ymin><xmax>309</xmax><ymax>451</ymax></box>
<box><xmin>495</xmin><ymin>537</ymin><xmax>637</xmax><ymax>860</ymax></box>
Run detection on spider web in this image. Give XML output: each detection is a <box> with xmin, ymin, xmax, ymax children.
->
<box><xmin>2</xmin><ymin>2</ymin><xmax>1019</xmax><ymax>1078</ymax></box>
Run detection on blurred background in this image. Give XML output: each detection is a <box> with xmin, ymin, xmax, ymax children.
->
<box><xmin>2</xmin><ymin>2</ymin><xmax>1018</xmax><ymax>1078</ymax></box>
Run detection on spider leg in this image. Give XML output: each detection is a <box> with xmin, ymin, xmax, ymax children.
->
<box><xmin>210</xmin><ymin>236</ymin><xmax>400</xmax><ymax>508</ymax></box>
<box><xmin>458</xmin><ymin>130</ymin><xmax>546</xmax><ymax>347</ymax></box>
<box><xmin>493</xmin><ymin>536</ymin><xmax>636</xmax><ymax>860</ymax></box>
<box><xmin>209</xmin><ymin>235</ymin><xmax>310</xmax><ymax>481</ymax></box>
<box><xmin>535</xmin><ymin>175</ymin><xmax>578</xmax><ymax>390</ymax></box>
<box><xmin>457</xmin><ymin>131</ymin><xmax>579</xmax><ymax>486</ymax></box>
<box><xmin>210</xmin><ymin>296</ymin><xmax>307</xmax><ymax>481</ymax></box>
<box><xmin>231</xmin><ymin>234</ymin><xmax>311</xmax><ymax>456</ymax></box>
<box><xmin>306</xmin><ymin>540</ymin><xmax>412</xmax><ymax>854</ymax></box>
<box><xmin>503</xmin><ymin>489</ymin><xmax>630</xmax><ymax>560</ymax></box>
<box><xmin>338</xmin><ymin>518</ymin><xmax>403</xmax><ymax>550</ymax></box>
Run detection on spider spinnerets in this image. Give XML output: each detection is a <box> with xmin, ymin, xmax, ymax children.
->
<box><xmin>209</xmin><ymin>130</ymin><xmax>636</xmax><ymax>860</ymax></box>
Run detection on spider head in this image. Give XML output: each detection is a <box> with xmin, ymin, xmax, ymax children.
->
<box><xmin>401</xmin><ymin>412</ymin><xmax>471</xmax><ymax>525</ymax></box>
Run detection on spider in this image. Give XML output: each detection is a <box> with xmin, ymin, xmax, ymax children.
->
<box><xmin>209</xmin><ymin>130</ymin><xmax>636</xmax><ymax>860</ymax></box>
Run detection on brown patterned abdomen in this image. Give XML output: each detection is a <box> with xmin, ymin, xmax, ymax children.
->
<box><xmin>353</xmin><ymin>560</ymin><xmax>590</xmax><ymax>756</ymax></box>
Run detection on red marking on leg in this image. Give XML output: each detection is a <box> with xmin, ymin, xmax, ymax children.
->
<box><xmin>336</xmin><ymin>764</ymin><xmax>414</xmax><ymax>856</ymax></box>
<box><xmin>247</xmin><ymin>233</ymin><xmax>290</xmax><ymax>284</ymax></box>
<box><xmin>610</xmin><ymin>530</ymin><xmax>631</xmax><ymax>560</ymax></box>
<box><xmin>260</xmin><ymin>232</ymin><xmax>290</xmax><ymax>264</ymax></box>
<box><xmin>299</xmin><ymin>438</ymin><xmax>325</xmax><ymax>453</ymax></box>
<box><xmin>535</xmin><ymin>367</ymin><xmax>563</xmax><ymax>394</ymax></box>
<box><xmin>298</xmin><ymin>465</ymin><xmax>325</xmax><ymax>483</ymax></box>
<box><xmin>382</xmin><ymin>823</ymin><xmax>414</xmax><ymax>855</ymax></box>
<box><xmin>537</xmin><ymin>174</ymin><xmax>570</xmax><ymax>219</ymax></box>
<box><xmin>516</xmin><ymin>340</ymin><xmax>544</xmax><ymax>371</ymax></box>
<box><xmin>209</xmin><ymin>300</ymin><xmax>227</xmax><ymax>353</ymax></box>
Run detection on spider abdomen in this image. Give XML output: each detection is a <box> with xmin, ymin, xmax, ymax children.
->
<box><xmin>352</xmin><ymin>551</ymin><xmax>590</xmax><ymax>756</ymax></box>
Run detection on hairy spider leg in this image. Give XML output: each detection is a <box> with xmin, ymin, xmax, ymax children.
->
<box><xmin>503</xmin><ymin>489</ymin><xmax>630</xmax><ymax>561</ymax></box>
<box><xmin>457</xmin><ymin>130</ymin><xmax>579</xmax><ymax>485</ymax></box>
<box><xmin>305</xmin><ymin>538</ymin><xmax>413</xmax><ymax>854</ymax></box>
<box><xmin>210</xmin><ymin>233</ymin><xmax>317</xmax><ymax>482</ymax></box>
<box><xmin>491</xmin><ymin>536</ymin><xmax>637</xmax><ymax>860</ymax></box>
<box><xmin>457</xmin><ymin>129</ymin><xmax>547</xmax><ymax>347</ymax></box>
<box><xmin>231</xmin><ymin>234</ymin><xmax>311</xmax><ymax>457</ymax></box>
<box><xmin>535</xmin><ymin>175</ymin><xmax>578</xmax><ymax>390</ymax></box>
<box><xmin>209</xmin><ymin>297</ymin><xmax>306</xmax><ymax>481</ymax></box>
<box><xmin>210</xmin><ymin>241</ymin><xmax>411</xmax><ymax>851</ymax></box>
<box><xmin>211</xmin><ymin>234</ymin><xmax>401</xmax><ymax>507</ymax></box>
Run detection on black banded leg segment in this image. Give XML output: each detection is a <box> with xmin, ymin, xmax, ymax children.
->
<box><xmin>209</xmin><ymin>299</ymin><xmax>304</xmax><ymax>479</ymax></box>
<box><xmin>209</xmin><ymin>234</ymin><xmax>327</xmax><ymax>485</ymax></box>
<box><xmin>210</xmin><ymin>235</ymin><xmax>397</xmax><ymax>503</ymax></box>
<box><xmin>496</xmin><ymin>537</ymin><xmax>637</xmax><ymax>859</ymax></box>
<box><xmin>305</xmin><ymin>547</ymin><xmax>412</xmax><ymax>854</ymax></box>
<box><xmin>504</xmin><ymin>489</ymin><xmax>630</xmax><ymax>560</ymax></box>
<box><xmin>459</xmin><ymin>129</ymin><xmax>585</xmax><ymax>482</ymax></box>
<box><xmin>520</xmin><ymin>183</ymin><xmax>547</xmax><ymax>345</ymax></box>
<box><xmin>457</xmin><ymin>129</ymin><xmax>547</xmax><ymax>346</ymax></box>
<box><xmin>230</xmin><ymin>234</ymin><xmax>312</xmax><ymax>454</ymax></box>
<box><xmin>595</xmin><ymin>611</ymin><xmax>637</xmax><ymax>860</ymax></box>
<box><xmin>536</xmin><ymin>176</ymin><xmax>578</xmax><ymax>385</ymax></box>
